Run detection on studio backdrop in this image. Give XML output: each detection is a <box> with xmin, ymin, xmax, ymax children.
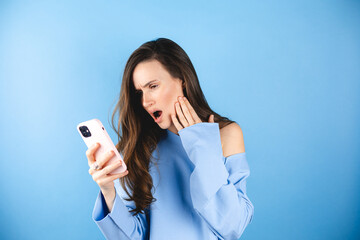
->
<box><xmin>0</xmin><ymin>0</ymin><xmax>359</xmax><ymax>239</ymax></box>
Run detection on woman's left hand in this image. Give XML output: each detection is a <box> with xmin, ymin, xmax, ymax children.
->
<box><xmin>171</xmin><ymin>96</ymin><xmax>215</xmax><ymax>131</ymax></box>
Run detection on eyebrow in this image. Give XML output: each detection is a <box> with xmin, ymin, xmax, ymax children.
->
<box><xmin>135</xmin><ymin>79</ymin><xmax>158</xmax><ymax>90</ymax></box>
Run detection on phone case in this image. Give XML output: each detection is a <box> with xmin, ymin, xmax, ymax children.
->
<box><xmin>77</xmin><ymin>119</ymin><xmax>127</xmax><ymax>174</ymax></box>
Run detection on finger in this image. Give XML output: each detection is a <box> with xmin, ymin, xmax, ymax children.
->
<box><xmin>100</xmin><ymin>161</ymin><xmax>123</xmax><ymax>176</ymax></box>
<box><xmin>86</xmin><ymin>143</ymin><xmax>100</xmax><ymax>166</ymax></box>
<box><xmin>92</xmin><ymin>161</ymin><xmax>122</xmax><ymax>179</ymax></box>
<box><xmin>96</xmin><ymin>150</ymin><xmax>115</xmax><ymax>170</ymax></box>
<box><xmin>175</xmin><ymin>101</ymin><xmax>189</xmax><ymax>127</ymax></box>
<box><xmin>88</xmin><ymin>165</ymin><xmax>101</xmax><ymax>175</ymax></box>
<box><xmin>171</xmin><ymin>114</ymin><xmax>183</xmax><ymax>131</ymax></box>
<box><xmin>97</xmin><ymin>170</ymin><xmax>129</xmax><ymax>186</ymax></box>
<box><xmin>103</xmin><ymin>170</ymin><xmax>129</xmax><ymax>182</ymax></box>
<box><xmin>183</xmin><ymin>97</ymin><xmax>202</xmax><ymax>123</ymax></box>
<box><xmin>209</xmin><ymin>114</ymin><xmax>215</xmax><ymax>123</ymax></box>
<box><xmin>179</xmin><ymin>97</ymin><xmax>195</xmax><ymax>125</ymax></box>
<box><xmin>89</xmin><ymin>167</ymin><xmax>96</xmax><ymax>175</ymax></box>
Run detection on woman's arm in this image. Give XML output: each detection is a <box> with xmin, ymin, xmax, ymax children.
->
<box><xmin>179</xmin><ymin>122</ymin><xmax>254</xmax><ymax>240</ymax></box>
<box><xmin>102</xmin><ymin>188</ymin><xmax>116</xmax><ymax>213</ymax></box>
<box><xmin>92</xmin><ymin>180</ymin><xmax>148</xmax><ymax>240</ymax></box>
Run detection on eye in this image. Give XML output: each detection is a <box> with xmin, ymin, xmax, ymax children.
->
<box><xmin>150</xmin><ymin>84</ymin><xmax>158</xmax><ymax>89</ymax></box>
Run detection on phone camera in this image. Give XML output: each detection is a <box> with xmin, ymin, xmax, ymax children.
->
<box><xmin>79</xmin><ymin>126</ymin><xmax>91</xmax><ymax>138</ymax></box>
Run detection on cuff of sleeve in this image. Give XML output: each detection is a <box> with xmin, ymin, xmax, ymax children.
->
<box><xmin>108</xmin><ymin>191</ymin><xmax>136</xmax><ymax>236</ymax></box>
<box><xmin>92</xmin><ymin>191</ymin><xmax>135</xmax><ymax>237</ymax></box>
<box><xmin>92</xmin><ymin>191</ymin><xmax>109</xmax><ymax>221</ymax></box>
<box><xmin>178</xmin><ymin>123</ymin><xmax>223</xmax><ymax>165</ymax></box>
<box><xmin>178</xmin><ymin>122</ymin><xmax>229</xmax><ymax>209</ymax></box>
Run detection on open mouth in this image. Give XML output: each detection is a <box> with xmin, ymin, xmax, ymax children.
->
<box><xmin>153</xmin><ymin>111</ymin><xmax>163</xmax><ymax>120</ymax></box>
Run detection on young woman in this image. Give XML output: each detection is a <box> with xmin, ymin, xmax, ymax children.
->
<box><xmin>86</xmin><ymin>38</ymin><xmax>254</xmax><ymax>239</ymax></box>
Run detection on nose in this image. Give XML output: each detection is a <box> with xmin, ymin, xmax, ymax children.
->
<box><xmin>142</xmin><ymin>92</ymin><xmax>154</xmax><ymax>108</ymax></box>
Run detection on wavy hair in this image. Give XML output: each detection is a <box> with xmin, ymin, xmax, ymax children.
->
<box><xmin>111</xmin><ymin>38</ymin><xmax>234</xmax><ymax>215</ymax></box>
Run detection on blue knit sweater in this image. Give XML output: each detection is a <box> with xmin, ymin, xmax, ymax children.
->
<box><xmin>92</xmin><ymin>123</ymin><xmax>254</xmax><ymax>240</ymax></box>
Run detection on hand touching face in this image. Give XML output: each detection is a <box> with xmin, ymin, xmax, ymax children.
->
<box><xmin>171</xmin><ymin>96</ymin><xmax>215</xmax><ymax>132</ymax></box>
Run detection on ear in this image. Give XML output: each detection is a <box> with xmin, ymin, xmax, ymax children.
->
<box><xmin>182</xmin><ymin>81</ymin><xmax>187</xmax><ymax>94</ymax></box>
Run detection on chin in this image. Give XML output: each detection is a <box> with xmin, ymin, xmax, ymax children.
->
<box><xmin>158</xmin><ymin>122</ymin><xmax>170</xmax><ymax>130</ymax></box>
<box><xmin>157</xmin><ymin>116</ymin><xmax>171</xmax><ymax>129</ymax></box>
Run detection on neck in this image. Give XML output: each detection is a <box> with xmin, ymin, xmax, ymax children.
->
<box><xmin>167</xmin><ymin>125</ymin><xmax>179</xmax><ymax>135</ymax></box>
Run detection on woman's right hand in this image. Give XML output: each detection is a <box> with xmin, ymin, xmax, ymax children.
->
<box><xmin>86</xmin><ymin>143</ymin><xmax>129</xmax><ymax>193</ymax></box>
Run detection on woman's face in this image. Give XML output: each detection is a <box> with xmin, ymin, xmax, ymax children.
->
<box><xmin>133</xmin><ymin>59</ymin><xmax>184</xmax><ymax>133</ymax></box>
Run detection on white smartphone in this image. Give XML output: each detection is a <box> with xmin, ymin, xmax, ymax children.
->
<box><xmin>77</xmin><ymin>119</ymin><xmax>127</xmax><ymax>174</ymax></box>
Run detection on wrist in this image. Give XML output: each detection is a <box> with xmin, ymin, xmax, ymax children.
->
<box><xmin>100</xmin><ymin>187</ymin><xmax>116</xmax><ymax>213</ymax></box>
<box><xmin>100</xmin><ymin>187</ymin><xmax>115</xmax><ymax>197</ymax></box>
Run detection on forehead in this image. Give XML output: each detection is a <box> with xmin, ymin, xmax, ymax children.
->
<box><xmin>132</xmin><ymin>59</ymin><xmax>170</xmax><ymax>89</ymax></box>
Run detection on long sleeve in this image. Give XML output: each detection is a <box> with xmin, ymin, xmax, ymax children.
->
<box><xmin>92</xmin><ymin>180</ymin><xmax>148</xmax><ymax>240</ymax></box>
<box><xmin>178</xmin><ymin>122</ymin><xmax>254</xmax><ymax>240</ymax></box>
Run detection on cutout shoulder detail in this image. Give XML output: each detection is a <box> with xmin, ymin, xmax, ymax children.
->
<box><xmin>220</xmin><ymin>123</ymin><xmax>246</xmax><ymax>158</ymax></box>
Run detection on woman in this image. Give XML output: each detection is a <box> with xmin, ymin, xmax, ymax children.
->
<box><xmin>86</xmin><ymin>38</ymin><xmax>254</xmax><ymax>239</ymax></box>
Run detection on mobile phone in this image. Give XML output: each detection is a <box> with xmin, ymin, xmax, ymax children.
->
<box><xmin>77</xmin><ymin>119</ymin><xmax>127</xmax><ymax>174</ymax></box>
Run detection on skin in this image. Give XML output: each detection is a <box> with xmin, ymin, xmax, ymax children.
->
<box><xmin>132</xmin><ymin>59</ymin><xmax>214</xmax><ymax>134</ymax></box>
<box><xmin>86</xmin><ymin>59</ymin><xmax>245</xmax><ymax>212</ymax></box>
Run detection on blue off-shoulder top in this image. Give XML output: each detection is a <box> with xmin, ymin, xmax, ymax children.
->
<box><xmin>92</xmin><ymin>123</ymin><xmax>254</xmax><ymax>240</ymax></box>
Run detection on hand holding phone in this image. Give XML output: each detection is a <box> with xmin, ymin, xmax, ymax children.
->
<box><xmin>77</xmin><ymin>119</ymin><xmax>127</xmax><ymax>174</ymax></box>
<box><xmin>78</xmin><ymin>119</ymin><xmax>128</xmax><ymax>191</ymax></box>
<box><xmin>86</xmin><ymin>142</ymin><xmax>129</xmax><ymax>193</ymax></box>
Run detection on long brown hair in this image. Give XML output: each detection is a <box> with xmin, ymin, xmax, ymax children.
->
<box><xmin>111</xmin><ymin>38</ymin><xmax>234</xmax><ymax>215</ymax></box>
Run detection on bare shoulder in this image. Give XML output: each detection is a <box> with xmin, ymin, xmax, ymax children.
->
<box><xmin>220</xmin><ymin>122</ymin><xmax>245</xmax><ymax>158</ymax></box>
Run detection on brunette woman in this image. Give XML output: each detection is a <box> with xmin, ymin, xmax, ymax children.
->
<box><xmin>86</xmin><ymin>38</ymin><xmax>254</xmax><ymax>240</ymax></box>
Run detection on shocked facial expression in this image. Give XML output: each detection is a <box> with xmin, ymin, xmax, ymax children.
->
<box><xmin>133</xmin><ymin>59</ymin><xmax>184</xmax><ymax>133</ymax></box>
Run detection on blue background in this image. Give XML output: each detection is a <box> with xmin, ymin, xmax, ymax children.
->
<box><xmin>0</xmin><ymin>0</ymin><xmax>359</xmax><ymax>239</ymax></box>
